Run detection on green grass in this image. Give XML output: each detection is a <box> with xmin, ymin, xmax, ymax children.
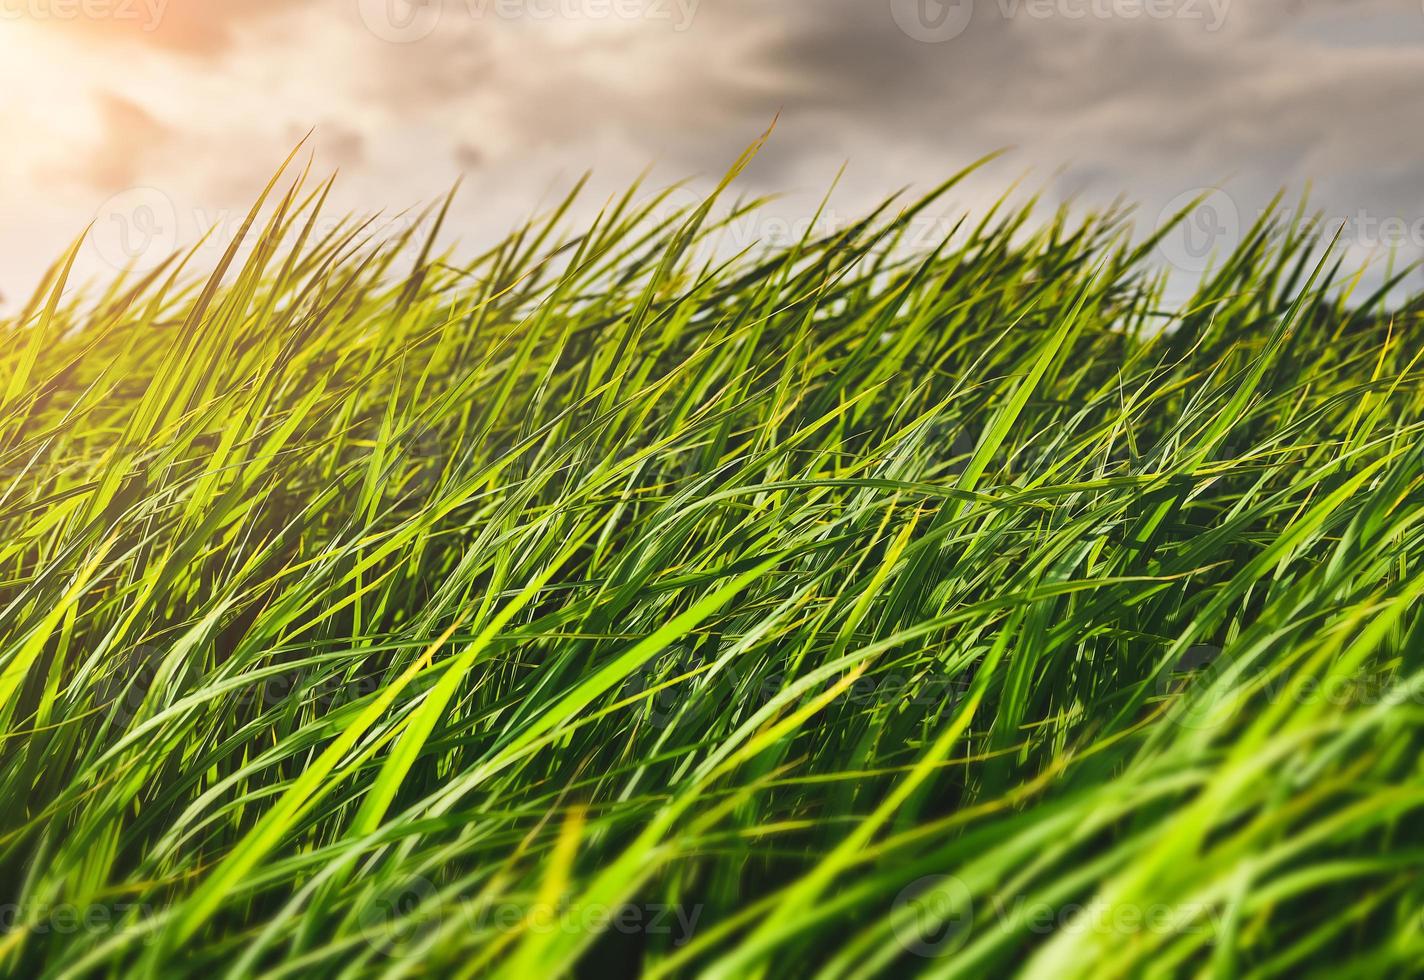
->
<box><xmin>3</xmin><ymin>145</ymin><xmax>1424</xmax><ymax>978</ymax></box>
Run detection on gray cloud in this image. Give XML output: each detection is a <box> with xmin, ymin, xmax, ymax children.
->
<box><xmin>4</xmin><ymin>0</ymin><xmax>1424</xmax><ymax>309</ymax></box>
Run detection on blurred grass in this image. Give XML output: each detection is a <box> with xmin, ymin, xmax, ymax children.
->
<box><xmin>2</xmin><ymin>145</ymin><xmax>1424</xmax><ymax>978</ymax></box>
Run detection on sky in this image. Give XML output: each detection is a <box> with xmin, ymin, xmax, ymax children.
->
<box><xmin>2</xmin><ymin>0</ymin><xmax>1424</xmax><ymax>310</ymax></box>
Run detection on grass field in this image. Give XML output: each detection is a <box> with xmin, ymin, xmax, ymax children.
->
<box><xmin>4</xmin><ymin>146</ymin><xmax>1424</xmax><ymax>978</ymax></box>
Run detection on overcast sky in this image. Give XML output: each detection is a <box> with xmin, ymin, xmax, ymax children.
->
<box><xmin>3</xmin><ymin>0</ymin><xmax>1424</xmax><ymax>310</ymax></box>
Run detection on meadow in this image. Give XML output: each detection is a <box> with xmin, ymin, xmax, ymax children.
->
<box><xmin>3</xmin><ymin>144</ymin><xmax>1424</xmax><ymax>978</ymax></box>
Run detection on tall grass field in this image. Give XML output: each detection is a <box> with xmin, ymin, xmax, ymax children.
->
<box><xmin>4</xmin><ymin>146</ymin><xmax>1424</xmax><ymax>978</ymax></box>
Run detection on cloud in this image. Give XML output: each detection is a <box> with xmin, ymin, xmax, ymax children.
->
<box><xmin>82</xmin><ymin>95</ymin><xmax>173</xmax><ymax>191</ymax></box>
<box><xmin>6</xmin><ymin>0</ymin><xmax>1424</xmax><ymax>312</ymax></box>
<box><xmin>35</xmin><ymin>0</ymin><xmax>304</xmax><ymax>55</ymax></box>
